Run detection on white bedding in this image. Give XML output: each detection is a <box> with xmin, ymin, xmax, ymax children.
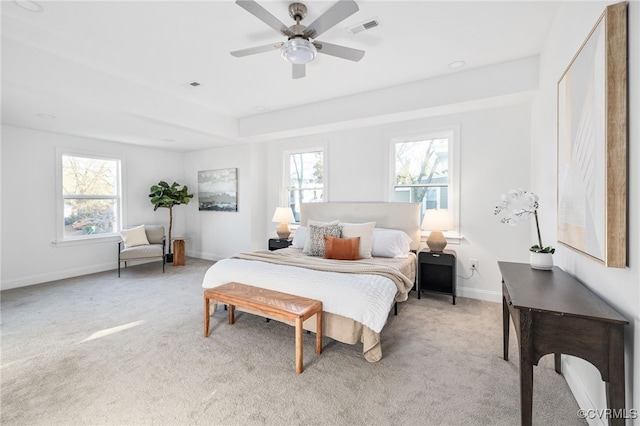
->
<box><xmin>202</xmin><ymin>256</ymin><xmax>404</xmax><ymax>333</ymax></box>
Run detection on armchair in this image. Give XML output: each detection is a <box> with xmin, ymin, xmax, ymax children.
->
<box><xmin>118</xmin><ymin>225</ymin><xmax>166</xmax><ymax>277</ymax></box>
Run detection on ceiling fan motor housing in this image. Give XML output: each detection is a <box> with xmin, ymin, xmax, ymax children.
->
<box><xmin>288</xmin><ymin>3</ymin><xmax>308</xmax><ymax>22</ymax></box>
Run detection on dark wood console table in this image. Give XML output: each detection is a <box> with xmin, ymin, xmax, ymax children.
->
<box><xmin>498</xmin><ymin>261</ymin><xmax>628</xmax><ymax>426</ymax></box>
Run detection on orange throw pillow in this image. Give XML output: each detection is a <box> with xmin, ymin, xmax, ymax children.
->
<box><xmin>323</xmin><ymin>235</ymin><xmax>361</xmax><ymax>260</ymax></box>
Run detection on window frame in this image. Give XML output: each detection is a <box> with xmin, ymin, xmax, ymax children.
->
<box><xmin>282</xmin><ymin>145</ymin><xmax>327</xmax><ymax>223</ymax></box>
<box><xmin>55</xmin><ymin>147</ymin><xmax>125</xmax><ymax>244</ymax></box>
<box><xmin>389</xmin><ymin>126</ymin><xmax>461</xmax><ymax>239</ymax></box>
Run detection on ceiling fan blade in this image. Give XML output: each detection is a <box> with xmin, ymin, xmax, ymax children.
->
<box><xmin>230</xmin><ymin>42</ymin><xmax>284</xmax><ymax>57</ymax></box>
<box><xmin>303</xmin><ymin>0</ymin><xmax>359</xmax><ymax>39</ymax></box>
<box><xmin>313</xmin><ymin>41</ymin><xmax>365</xmax><ymax>62</ymax></box>
<box><xmin>236</xmin><ymin>0</ymin><xmax>295</xmax><ymax>37</ymax></box>
<box><xmin>292</xmin><ymin>64</ymin><xmax>306</xmax><ymax>79</ymax></box>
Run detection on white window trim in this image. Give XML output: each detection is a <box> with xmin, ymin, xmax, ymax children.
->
<box><xmin>388</xmin><ymin>125</ymin><xmax>461</xmax><ymax>244</ymax></box>
<box><xmin>282</xmin><ymin>144</ymin><xmax>327</xmax><ymax>221</ymax></box>
<box><xmin>54</xmin><ymin>147</ymin><xmax>126</xmax><ymax>245</ymax></box>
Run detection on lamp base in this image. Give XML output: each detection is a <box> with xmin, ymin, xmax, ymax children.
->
<box><xmin>276</xmin><ymin>223</ymin><xmax>291</xmax><ymax>240</ymax></box>
<box><xmin>426</xmin><ymin>231</ymin><xmax>447</xmax><ymax>252</ymax></box>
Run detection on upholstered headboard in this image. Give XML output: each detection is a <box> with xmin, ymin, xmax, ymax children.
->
<box><xmin>299</xmin><ymin>202</ymin><xmax>421</xmax><ymax>251</ymax></box>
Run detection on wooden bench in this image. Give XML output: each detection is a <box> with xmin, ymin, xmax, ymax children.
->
<box><xmin>204</xmin><ymin>282</ymin><xmax>323</xmax><ymax>374</ymax></box>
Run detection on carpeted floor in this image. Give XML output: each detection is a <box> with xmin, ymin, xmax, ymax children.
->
<box><xmin>1</xmin><ymin>258</ymin><xmax>586</xmax><ymax>425</ymax></box>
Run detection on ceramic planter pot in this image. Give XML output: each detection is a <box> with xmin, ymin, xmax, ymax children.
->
<box><xmin>530</xmin><ymin>251</ymin><xmax>553</xmax><ymax>270</ymax></box>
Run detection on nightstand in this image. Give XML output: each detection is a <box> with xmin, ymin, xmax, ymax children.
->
<box><xmin>417</xmin><ymin>249</ymin><xmax>456</xmax><ymax>304</ymax></box>
<box><xmin>268</xmin><ymin>238</ymin><xmax>292</xmax><ymax>251</ymax></box>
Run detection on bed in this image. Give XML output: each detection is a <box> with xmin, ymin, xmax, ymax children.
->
<box><xmin>202</xmin><ymin>202</ymin><xmax>421</xmax><ymax>362</ymax></box>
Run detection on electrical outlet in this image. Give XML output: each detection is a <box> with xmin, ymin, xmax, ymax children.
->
<box><xmin>470</xmin><ymin>259</ymin><xmax>478</xmax><ymax>270</ymax></box>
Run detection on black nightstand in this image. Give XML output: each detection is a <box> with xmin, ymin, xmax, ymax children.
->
<box><xmin>268</xmin><ymin>238</ymin><xmax>292</xmax><ymax>251</ymax></box>
<box><xmin>417</xmin><ymin>249</ymin><xmax>456</xmax><ymax>304</ymax></box>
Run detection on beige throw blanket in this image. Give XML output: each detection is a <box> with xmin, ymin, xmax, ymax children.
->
<box><xmin>231</xmin><ymin>250</ymin><xmax>414</xmax><ymax>301</ymax></box>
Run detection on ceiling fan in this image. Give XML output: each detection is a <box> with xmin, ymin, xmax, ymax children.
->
<box><xmin>230</xmin><ymin>0</ymin><xmax>365</xmax><ymax>79</ymax></box>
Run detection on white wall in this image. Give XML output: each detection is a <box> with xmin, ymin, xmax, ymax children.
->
<box><xmin>183</xmin><ymin>142</ymin><xmax>266</xmax><ymax>260</ymax></box>
<box><xmin>531</xmin><ymin>1</ymin><xmax>639</xmax><ymax>422</ymax></box>
<box><xmin>0</xmin><ymin>125</ymin><xmax>186</xmax><ymax>289</ymax></box>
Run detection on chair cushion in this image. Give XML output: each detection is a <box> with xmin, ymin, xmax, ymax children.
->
<box><xmin>144</xmin><ymin>225</ymin><xmax>165</xmax><ymax>244</ymax></box>
<box><xmin>120</xmin><ymin>225</ymin><xmax>149</xmax><ymax>248</ymax></box>
<box><xmin>119</xmin><ymin>244</ymin><xmax>163</xmax><ymax>260</ymax></box>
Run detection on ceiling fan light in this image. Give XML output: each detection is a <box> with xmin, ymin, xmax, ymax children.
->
<box><xmin>281</xmin><ymin>38</ymin><xmax>317</xmax><ymax>65</ymax></box>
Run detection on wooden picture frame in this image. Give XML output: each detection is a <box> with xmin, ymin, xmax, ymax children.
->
<box><xmin>557</xmin><ymin>2</ymin><xmax>627</xmax><ymax>268</ymax></box>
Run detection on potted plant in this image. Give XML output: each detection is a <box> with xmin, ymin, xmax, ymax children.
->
<box><xmin>494</xmin><ymin>188</ymin><xmax>555</xmax><ymax>270</ymax></box>
<box><xmin>149</xmin><ymin>181</ymin><xmax>194</xmax><ymax>262</ymax></box>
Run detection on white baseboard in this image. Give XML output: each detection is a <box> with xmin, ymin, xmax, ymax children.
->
<box><xmin>1</xmin><ymin>259</ymin><xmax>166</xmax><ymax>291</ymax></box>
<box><xmin>185</xmin><ymin>250</ymin><xmax>223</xmax><ymax>262</ymax></box>
<box><xmin>562</xmin><ymin>357</ymin><xmax>606</xmax><ymax>426</ymax></box>
<box><xmin>1</xmin><ymin>262</ymin><xmax>115</xmax><ymax>290</ymax></box>
<box><xmin>456</xmin><ymin>286</ymin><xmax>501</xmax><ymax>303</ymax></box>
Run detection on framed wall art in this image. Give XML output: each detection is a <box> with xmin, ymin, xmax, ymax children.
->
<box><xmin>198</xmin><ymin>168</ymin><xmax>238</xmax><ymax>212</ymax></box>
<box><xmin>557</xmin><ymin>2</ymin><xmax>627</xmax><ymax>268</ymax></box>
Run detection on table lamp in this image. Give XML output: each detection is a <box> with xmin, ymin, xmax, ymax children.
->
<box><xmin>272</xmin><ymin>207</ymin><xmax>295</xmax><ymax>239</ymax></box>
<box><xmin>421</xmin><ymin>209</ymin><xmax>453</xmax><ymax>252</ymax></box>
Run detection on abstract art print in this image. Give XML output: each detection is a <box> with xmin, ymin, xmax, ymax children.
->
<box><xmin>198</xmin><ymin>168</ymin><xmax>238</xmax><ymax>212</ymax></box>
<box><xmin>557</xmin><ymin>2</ymin><xmax>627</xmax><ymax>268</ymax></box>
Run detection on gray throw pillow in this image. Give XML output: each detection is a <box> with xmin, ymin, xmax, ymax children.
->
<box><xmin>308</xmin><ymin>224</ymin><xmax>342</xmax><ymax>256</ymax></box>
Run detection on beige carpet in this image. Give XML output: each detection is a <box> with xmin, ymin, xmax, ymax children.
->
<box><xmin>1</xmin><ymin>258</ymin><xmax>586</xmax><ymax>425</ymax></box>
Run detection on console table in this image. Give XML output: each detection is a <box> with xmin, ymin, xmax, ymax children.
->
<box><xmin>498</xmin><ymin>261</ymin><xmax>628</xmax><ymax>426</ymax></box>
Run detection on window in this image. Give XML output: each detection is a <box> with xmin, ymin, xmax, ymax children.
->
<box><xmin>284</xmin><ymin>148</ymin><xmax>324</xmax><ymax>222</ymax></box>
<box><xmin>59</xmin><ymin>152</ymin><xmax>122</xmax><ymax>239</ymax></box>
<box><xmin>391</xmin><ymin>128</ymin><xmax>459</xmax><ymax>233</ymax></box>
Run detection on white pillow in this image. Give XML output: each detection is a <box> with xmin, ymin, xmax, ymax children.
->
<box><xmin>291</xmin><ymin>226</ymin><xmax>307</xmax><ymax>249</ymax></box>
<box><xmin>341</xmin><ymin>222</ymin><xmax>376</xmax><ymax>259</ymax></box>
<box><xmin>371</xmin><ymin>228</ymin><xmax>413</xmax><ymax>258</ymax></box>
<box><xmin>302</xmin><ymin>220</ymin><xmax>340</xmax><ymax>253</ymax></box>
<box><xmin>120</xmin><ymin>225</ymin><xmax>149</xmax><ymax>248</ymax></box>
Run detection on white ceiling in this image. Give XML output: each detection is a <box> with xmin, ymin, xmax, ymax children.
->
<box><xmin>1</xmin><ymin>0</ymin><xmax>559</xmax><ymax>152</ymax></box>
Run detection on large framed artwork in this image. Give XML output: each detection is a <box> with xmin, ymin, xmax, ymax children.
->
<box><xmin>557</xmin><ymin>2</ymin><xmax>627</xmax><ymax>268</ymax></box>
<box><xmin>198</xmin><ymin>168</ymin><xmax>238</xmax><ymax>212</ymax></box>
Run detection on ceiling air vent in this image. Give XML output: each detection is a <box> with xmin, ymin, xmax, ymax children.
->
<box><xmin>348</xmin><ymin>17</ymin><xmax>380</xmax><ymax>35</ymax></box>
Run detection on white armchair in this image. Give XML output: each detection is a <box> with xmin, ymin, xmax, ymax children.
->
<box><xmin>118</xmin><ymin>225</ymin><xmax>166</xmax><ymax>277</ymax></box>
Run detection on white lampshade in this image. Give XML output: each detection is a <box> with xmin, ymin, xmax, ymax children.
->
<box><xmin>272</xmin><ymin>207</ymin><xmax>295</xmax><ymax>223</ymax></box>
<box><xmin>421</xmin><ymin>209</ymin><xmax>453</xmax><ymax>252</ymax></box>
<box><xmin>421</xmin><ymin>209</ymin><xmax>453</xmax><ymax>231</ymax></box>
<box><xmin>272</xmin><ymin>207</ymin><xmax>295</xmax><ymax>239</ymax></box>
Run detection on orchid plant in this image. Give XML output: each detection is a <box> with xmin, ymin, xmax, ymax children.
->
<box><xmin>494</xmin><ymin>188</ymin><xmax>555</xmax><ymax>254</ymax></box>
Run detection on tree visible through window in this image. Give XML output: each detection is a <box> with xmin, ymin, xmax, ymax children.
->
<box><xmin>286</xmin><ymin>149</ymin><xmax>323</xmax><ymax>222</ymax></box>
<box><xmin>61</xmin><ymin>154</ymin><xmax>121</xmax><ymax>238</ymax></box>
<box><xmin>393</xmin><ymin>134</ymin><xmax>451</xmax><ymax>222</ymax></box>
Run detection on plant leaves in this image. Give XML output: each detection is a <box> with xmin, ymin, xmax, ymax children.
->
<box><xmin>149</xmin><ymin>181</ymin><xmax>194</xmax><ymax>209</ymax></box>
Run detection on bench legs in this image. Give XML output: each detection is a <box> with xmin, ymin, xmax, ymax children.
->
<box><xmin>295</xmin><ymin>312</ymin><xmax>322</xmax><ymax>373</ymax></box>
<box><xmin>204</xmin><ymin>295</ymin><xmax>322</xmax><ymax>374</ymax></box>
<box><xmin>316</xmin><ymin>310</ymin><xmax>323</xmax><ymax>356</ymax></box>
<box><xmin>204</xmin><ymin>297</ymin><xmax>211</xmax><ymax>337</ymax></box>
<box><xmin>295</xmin><ymin>317</ymin><xmax>304</xmax><ymax>374</ymax></box>
<box><xmin>228</xmin><ymin>304</ymin><xmax>235</xmax><ymax>325</ymax></box>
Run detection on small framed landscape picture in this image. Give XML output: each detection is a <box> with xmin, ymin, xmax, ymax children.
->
<box><xmin>198</xmin><ymin>168</ymin><xmax>238</xmax><ymax>212</ymax></box>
